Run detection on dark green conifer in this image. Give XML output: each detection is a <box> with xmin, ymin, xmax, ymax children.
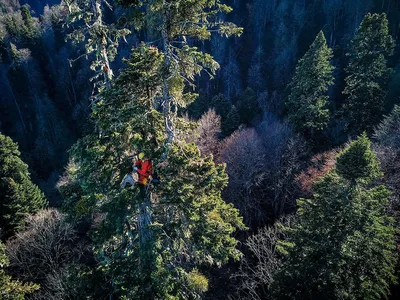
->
<box><xmin>286</xmin><ymin>31</ymin><xmax>334</xmax><ymax>133</ymax></box>
<box><xmin>237</xmin><ymin>87</ymin><xmax>261</xmax><ymax>124</ymax></box>
<box><xmin>0</xmin><ymin>133</ymin><xmax>47</xmax><ymax>238</ymax></box>
<box><xmin>343</xmin><ymin>13</ymin><xmax>394</xmax><ymax>135</ymax></box>
<box><xmin>222</xmin><ymin>106</ymin><xmax>241</xmax><ymax>136</ymax></box>
<box><xmin>211</xmin><ymin>93</ymin><xmax>231</xmax><ymax>119</ymax></box>
<box><xmin>273</xmin><ymin>134</ymin><xmax>397</xmax><ymax>300</ymax></box>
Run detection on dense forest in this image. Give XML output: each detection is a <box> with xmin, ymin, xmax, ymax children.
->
<box><xmin>1</xmin><ymin>0</ymin><xmax>400</xmax><ymax>299</ymax></box>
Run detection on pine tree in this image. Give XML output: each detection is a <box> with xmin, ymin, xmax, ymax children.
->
<box><xmin>0</xmin><ymin>133</ymin><xmax>47</xmax><ymax>238</ymax></box>
<box><xmin>0</xmin><ymin>241</ymin><xmax>39</xmax><ymax>299</ymax></box>
<box><xmin>286</xmin><ymin>31</ymin><xmax>334</xmax><ymax>133</ymax></box>
<box><xmin>61</xmin><ymin>46</ymin><xmax>245</xmax><ymax>298</ymax></box>
<box><xmin>20</xmin><ymin>5</ymin><xmax>38</xmax><ymax>40</ymax></box>
<box><xmin>343</xmin><ymin>13</ymin><xmax>394</xmax><ymax>135</ymax></box>
<box><xmin>273</xmin><ymin>134</ymin><xmax>397</xmax><ymax>300</ymax></box>
<box><xmin>132</xmin><ymin>0</ymin><xmax>243</xmax><ymax>157</ymax></box>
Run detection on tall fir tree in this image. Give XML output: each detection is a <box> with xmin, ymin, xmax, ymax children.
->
<box><xmin>286</xmin><ymin>31</ymin><xmax>334</xmax><ymax>134</ymax></box>
<box><xmin>272</xmin><ymin>134</ymin><xmax>397</xmax><ymax>300</ymax></box>
<box><xmin>60</xmin><ymin>0</ymin><xmax>244</xmax><ymax>297</ymax></box>
<box><xmin>343</xmin><ymin>13</ymin><xmax>394</xmax><ymax>135</ymax></box>
<box><xmin>0</xmin><ymin>133</ymin><xmax>47</xmax><ymax>238</ymax></box>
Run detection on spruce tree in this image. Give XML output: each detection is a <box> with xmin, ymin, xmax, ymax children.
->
<box><xmin>273</xmin><ymin>134</ymin><xmax>397</xmax><ymax>300</ymax></box>
<box><xmin>0</xmin><ymin>133</ymin><xmax>47</xmax><ymax>238</ymax></box>
<box><xmin>286</xmin><ymin>31</ymin><xmax>334</xmax><ymax>134</ymax></box>
<box><xmin>343</xmin><ymin>13</ymin><xmax>394</xmax><ymax>135</ymax></box>
<box><xmin>0</xmin><ymin>241</ymin><xmax>39</xmax><ymax>299</ymax></box>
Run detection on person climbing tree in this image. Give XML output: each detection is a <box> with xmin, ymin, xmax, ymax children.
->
<box><xmin>120</xmin><ymin>153</ymin><xmax>157</xmax><ymax>190</ymax></box>
<box><xmin>135</xmin><ymin>153</ymin><xmax>153</xmax><ymax>186</ymax></box>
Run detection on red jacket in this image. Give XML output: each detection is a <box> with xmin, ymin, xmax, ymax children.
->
<box><xmin>135</xmin><ymin>159</ymin><xmax>153</xmax><ymax>185</ymax></box>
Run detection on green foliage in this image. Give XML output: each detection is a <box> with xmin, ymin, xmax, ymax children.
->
<box><xmin>186</xmin><ymin>269</ymin><xmax>208</xmax><ymax>293</ymax></box>
<box><xmin>237</xmin><ymin>87</ymin><xmax>261</xmax><ymax>124</ymax></box>
<box><xmin>0</xmin><ymin>241</ymin><xmax>39</xmax><ymax>299</ymax></box>
<box><xmin>343</xmin><ymin>13</ymin><xmax>394</xmax><ymax>135</ymax></box>
<box><xmin>64</xmin><ymin>0</ymin><xmax>131</xmax><ymax>89</ymax></box>
<box><xmin>336</xmin><ymin>133</ymin><xmax>382</xmax><ymax>184</ymax></box>
<box><xmin>0</xmin><ymin>8</ymin><xmax>39</xmax><ymax>48</ymax></box>
<box><xmin>20</xmin><ymin>5</ymin><xmax>37</xmax><ymax>40</ymax></box>
<box><xmin>0</xmin><ymin>133</ymin><xmax>47</xmax><ymax>238</ymax></box>
<box><xmin>273</xmin><ymin>135</ymin><xmax>397</xmax><ymax>300</ymax></box>
<box><xmin>222</xmin><ymin>106</ymin><xmax>241</xmax><ymax>136</ymax></box>
<box><xmin>211</xmin><ymin>93</ymin><xmax>231</xmax><ymax>119</ymax></box>
<box><xmin>62</xmin><ymin>46</ymin><xmax>245</xmax><ymax>299</ymax></box>
<box><xmin>286</xmin><ymin>31</ymin><xmax>334</xmax><ymax>133</ymax></box>
<box><xmin>121</xmin><ymin>0</ymin><xmax>242</xmax><ymax>110</ymax></box>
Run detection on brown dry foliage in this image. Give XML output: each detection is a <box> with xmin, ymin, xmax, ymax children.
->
<box><xmin>296</xmin><ymin>149</ymin><xmax>339</xmax><ymax>197</ymax></box>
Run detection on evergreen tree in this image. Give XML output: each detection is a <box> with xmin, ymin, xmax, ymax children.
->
<box><xmin>343</xmin><ymin>13</ymin><xmax>394</xmax><ymax>135</ymax></box>
<box><xmin>336</xmin><ymin>133</ymin><xmax>382</xmax><ymax>184</ymax></box>
<box><xmin>20</xmin><ymin>5</ymin><xmax>38</xmax><ymax>40</ymax></box>
<box><xmin>0</xmin><ymin>133</ymin><xmax>47</xmax><ymax>238</ymax></box>
<box><xmin>273</xmin><ymin>134</ymin><xmax>397</xmax><ymax>300</ymax></box>
<box><xmin>286</xmin><ymin>31</ymin><xmax>334</xmax><ymax>134</ymax></box>
<box><xmin>60</xmin><ymin>1</ymin><xmax>244</xmax><ymax>297</ymax></box>
<box><xmin>211</xmin><ymin>93</ymin><xmax>231</xmax><ymax>119</ymax></box>
<box><xmin>0</xmin><ymin>241</ymin><xmax>39</xmax><ymax>299</ymax></box>
<box><xmin>128</xmin><ymin>1</ymin><xmax>239</xmax><ymax>155</ymax></box>
<box><xmin>61</xmin><ymin>46</ymin><xmax>244</xmax><ymax>298</ymax></box>
<box><xmin>237</xmin><ymin>87</ymin><xmax>261</xmax><ymax>124</ymax></box>
<box><xmin>222</xmin><ymin>106</ymin><xmax>241</xmax><ymax>136</ymax></box>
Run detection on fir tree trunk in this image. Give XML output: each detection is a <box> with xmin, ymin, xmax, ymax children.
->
<box><xmin>138</xmin><ymin>195</ymin><xmax>153</xmax><ymax>247</ymax></box>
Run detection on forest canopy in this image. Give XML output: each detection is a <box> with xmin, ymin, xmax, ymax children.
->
<box><xmin>0</xmin><ymin>0</ymin><xmax>400</xmax><ymax>299</ymax></box>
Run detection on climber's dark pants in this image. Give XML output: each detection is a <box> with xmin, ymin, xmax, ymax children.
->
<box><xmin>138</xmin><ymin>184</ymin><xmax>147</xmax><ymax>199</ymax></box>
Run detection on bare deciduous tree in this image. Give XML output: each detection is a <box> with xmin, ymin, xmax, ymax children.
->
<box><xmin>197</xmin><ymin>109</ymin><xmax>222</xmax><ymax>161</ymax></box>
<box><xmin>221</xmin><ymin>127</ymin><xmax>265</xmax><ymax>225</ymax></box>
<box><xmin>233</xmin><ymin>215</ymin><xmax>296</xmax><ymax>300</ymax></box>
<box><xmin>221</xmin><ymin>113</ymin><xmax>305</xmax><ymax>226</ymax></box>
<box><xmin>6</xmin><ymin>208</ymin><xmax>87</xmax><ymax>299</ymax></box>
